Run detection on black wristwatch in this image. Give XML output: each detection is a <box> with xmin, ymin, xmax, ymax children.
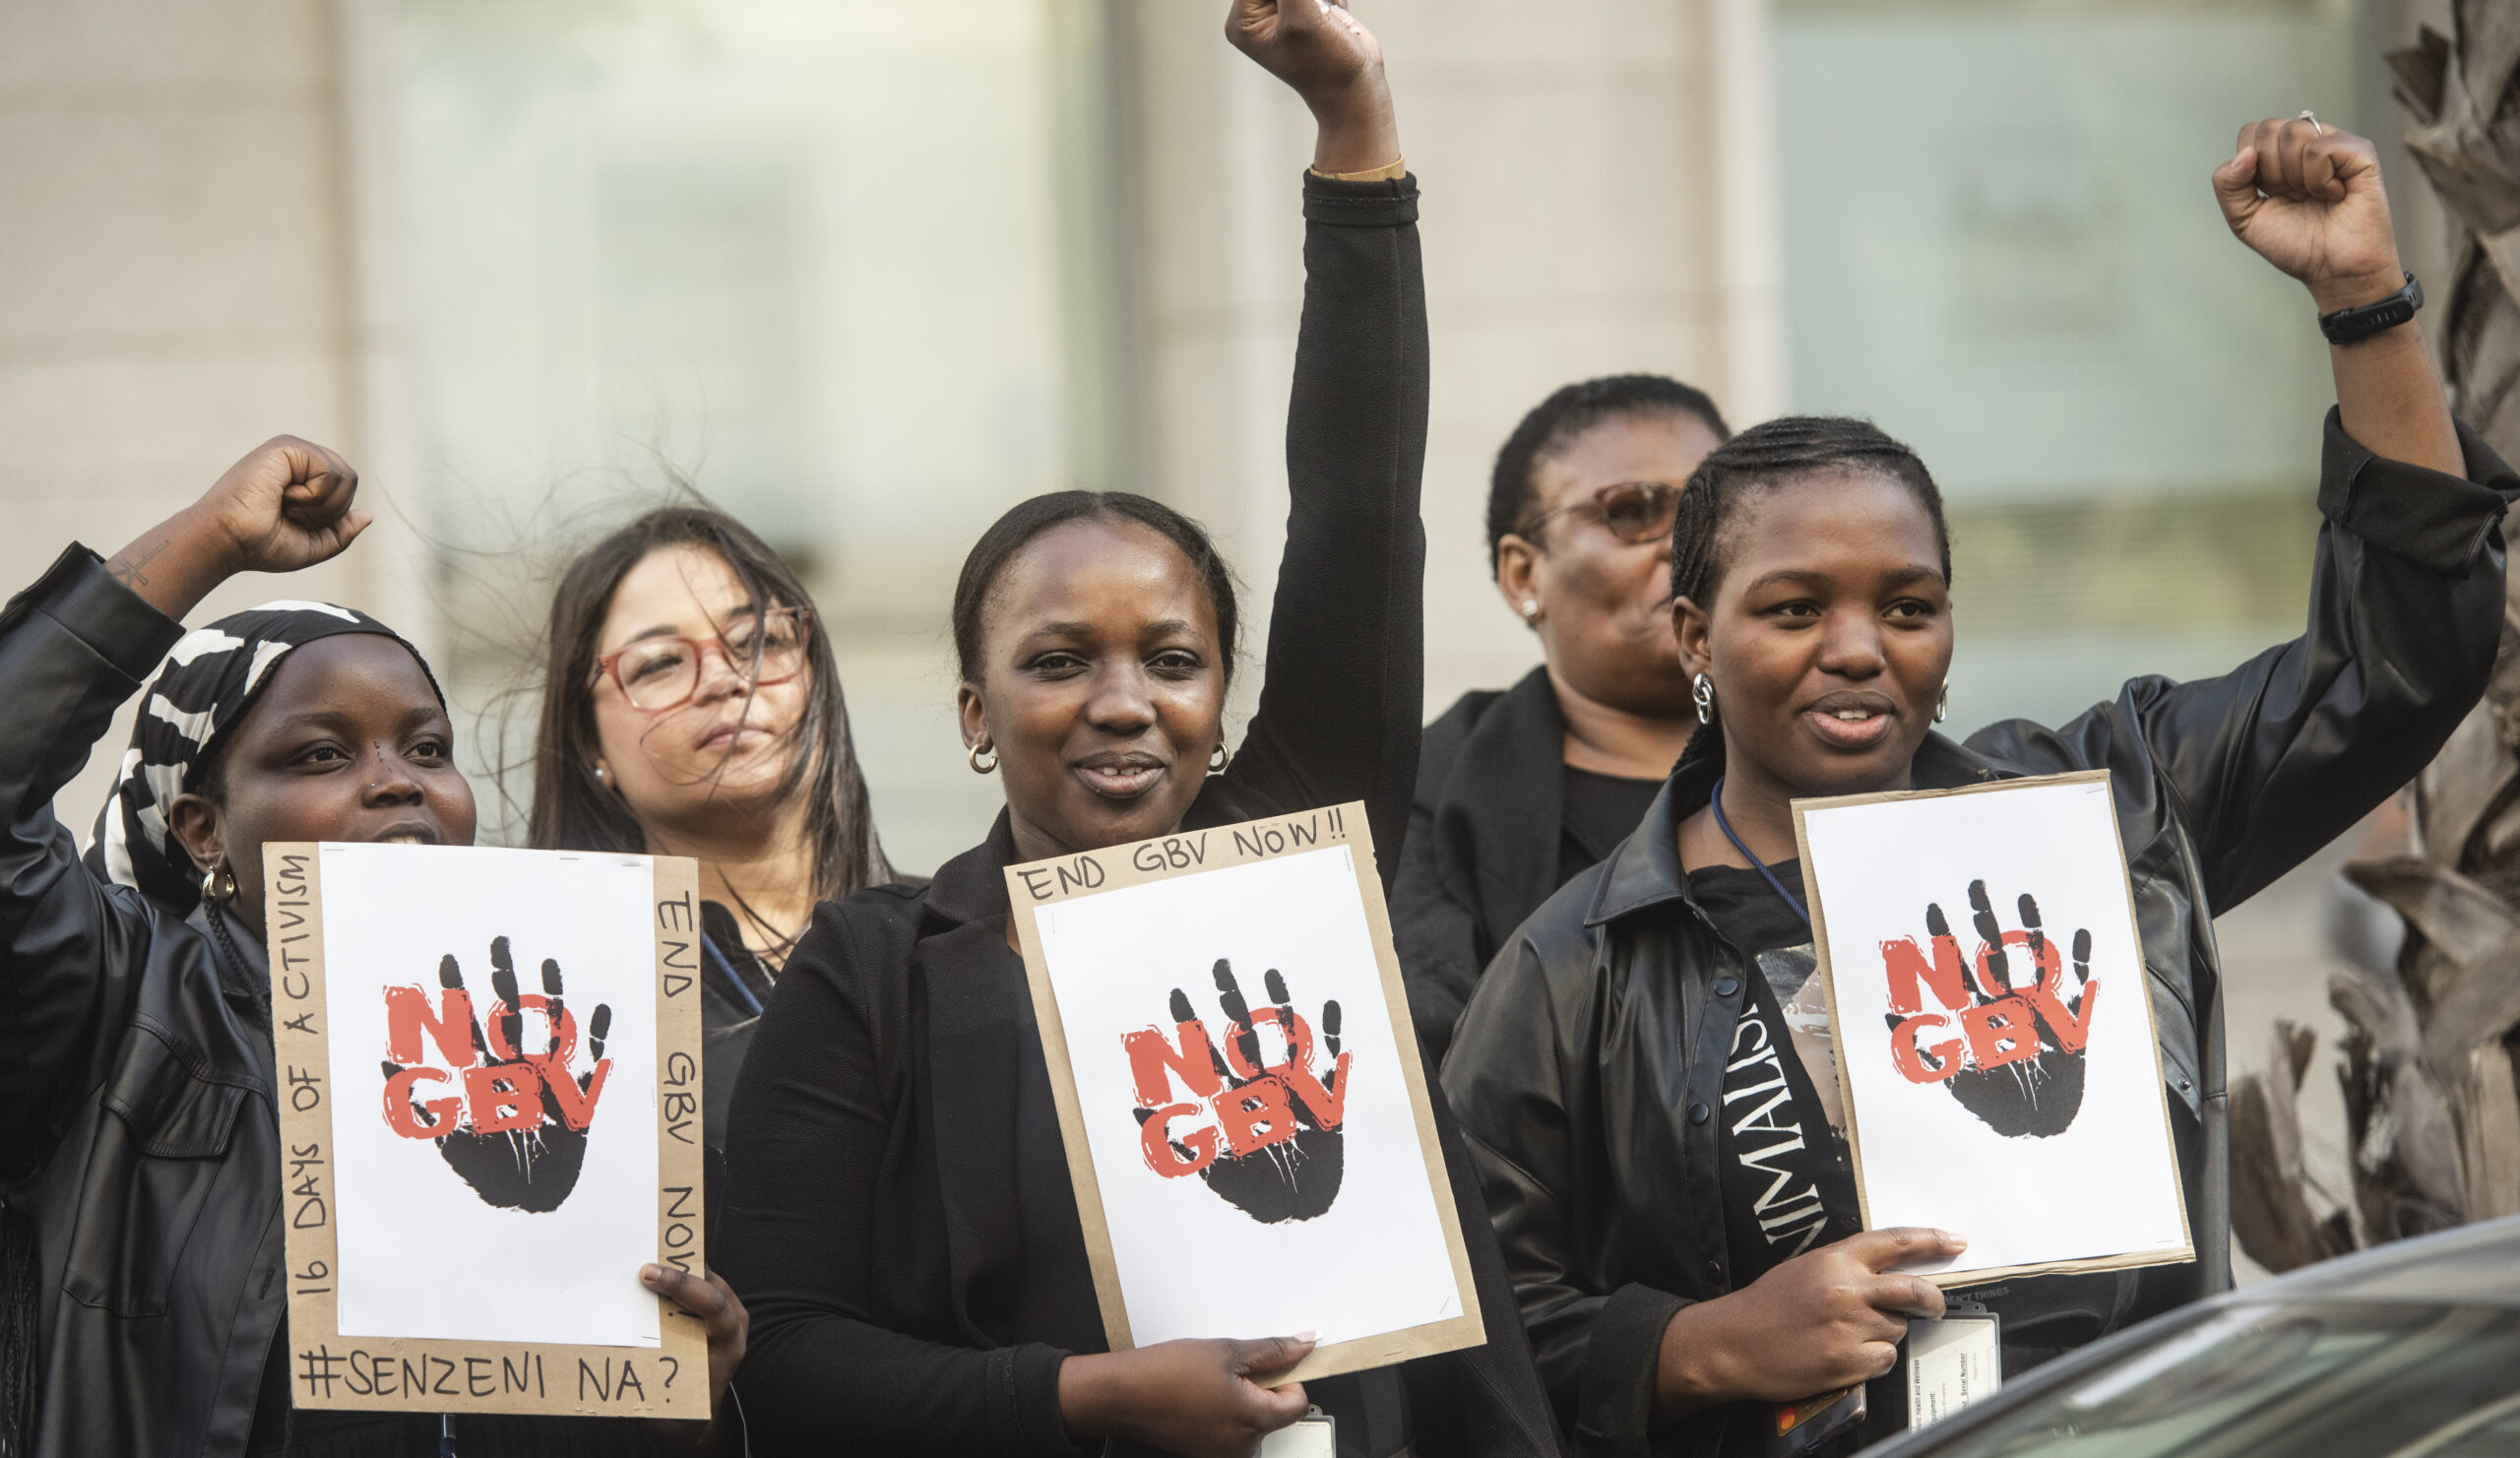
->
<box><xmin>2318</xmin><ymin>272</ymin><xmax>2423</xmax><ymax>345</ymax></box>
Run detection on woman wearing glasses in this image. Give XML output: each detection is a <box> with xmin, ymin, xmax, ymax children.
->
<box><xmin>1394</xmin><ymin>374</ymin><xmax>1730</xmax><ymax>1061</ymax></box>
<box><xmin>529</xmin><ymin>505</ymin><xmax>895</xmax><ymax>1159</ymax></box>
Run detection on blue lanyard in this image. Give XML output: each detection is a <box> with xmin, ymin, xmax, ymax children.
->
<box><xmin>1708</xmin><ymin>774</ymin><xmax>1811</xmax><ymax>929</ymax></box>
<box><xmin>704</xmin><ymin>932</ymin><xmax>766</xmax><ymax>1017</ymax></box>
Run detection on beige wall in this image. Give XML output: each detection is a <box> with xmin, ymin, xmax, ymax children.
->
<box><xmin>0</xmin><ymin>0</ymin><xmax>431</xmax><ymax>829</ymax></box>
<box><xmin>1108</xmin><ymin>0</ymin><xmax>1779</xmax><ymax>723</ymax></box>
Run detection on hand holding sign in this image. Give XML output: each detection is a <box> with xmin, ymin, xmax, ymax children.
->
<box><xmin>1655</xmin><ymin>1228</ymin><xmax>1964</xmax><ymax>1415</ymax></box>
<box><xmin>380</xmin><ymin>936</ymin><xmax>615</xmax><ymax>1213</ymax></box>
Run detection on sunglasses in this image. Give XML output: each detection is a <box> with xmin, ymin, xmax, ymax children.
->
<box><xmin>1516</xmin><ymin>480</ymin><xmax>1685</xmax><ymax>545</ymax></box>
<box><xmin>589</xmin><ymin>606</ymin><xmax>812</xmax><ymax>713</ymax></box>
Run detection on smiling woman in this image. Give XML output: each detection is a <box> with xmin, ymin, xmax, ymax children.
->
<box><xmin>709</xmin><ymin>5</ymin><xmax>1559</xmax><ymax>1456</ymax></box>
<box><xmin>0</xmin><ymin>440</ymin><xmax>744</xmax><ymax>1458</ymax></box>
<box><xmin>1443</xmin><ymin>119</ymin><xmax>2520</xmax><ymax>1457</ymax></box>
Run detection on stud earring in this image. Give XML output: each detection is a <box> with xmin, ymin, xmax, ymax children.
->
<box><xmin>592</xmin><ymin>764</ymin><xmax>608</xmax><ymax>786</ymax></box>
<box><xmin>968</xmin><ymin>740</ymin><xmax>999</xmax><ymax>775</ymax></box>
<box><xmin>1520</xmin><ymin>600</ymin><xmax>1540</xmax><ymax>620</ymax></box>
<box><xmin>1692</xmin><ymin>672</ymin><xmax>1716</xmax><ymax>726</ymax></box>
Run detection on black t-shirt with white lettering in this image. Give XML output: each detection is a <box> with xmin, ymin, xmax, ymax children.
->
<box><xmin>1685</xmin><ymin>860</ymin><xmax>1862</xmax><ymax>1288</ymax></box>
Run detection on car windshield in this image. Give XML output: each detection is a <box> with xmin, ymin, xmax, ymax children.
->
<box><xmin>1918</xmin><ymin>1300</ymin><xmax>2520</xmax><ymax>1458</ymax></box>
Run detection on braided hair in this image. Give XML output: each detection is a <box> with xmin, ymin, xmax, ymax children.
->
<box><xmin>1487</xmin><ymin>373</ymin><xmax>1730</xmax><ymax>573</ymax></box>
<box><xmin>1670</xmin><ymin>414</ymin><xmax>1951</xmax><ymax>607</ymax></box>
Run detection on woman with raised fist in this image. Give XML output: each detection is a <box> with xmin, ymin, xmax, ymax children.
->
<box><xmin>0</xmin><ymin>440</ymin><xmax>743</xmax><ymax>1456</ymax></box>
<box><xmin>713</xmin><ymin>4</ymin><xmax>1554</xmax><ymax>1455</ymax></box>
<box><xmin>1443</xmin><ymin>118</ymin><xmax>2516</xmax><ymax>1456</ymax></box>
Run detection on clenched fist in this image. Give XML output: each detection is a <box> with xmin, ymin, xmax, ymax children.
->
<box><xmin>2213</xmin><ymin>118</ymin><xmax>2407</xmax><ymax>315</ymax></box>
<box><xmin>1226</xmin><ymin>0</ymin><xmax>1400</xmax><ymax>176</ymax></box>
<box><xmin>106</xmin><ymin>434</ymin><xmax>368</xmax><ymax>619</ymax></box>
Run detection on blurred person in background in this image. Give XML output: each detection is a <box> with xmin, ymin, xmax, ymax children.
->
<box><xmin>1395</xmin><ymin>374</ymin><xmax>1729</xmax><ymax>1063</ymax></box>
<box><xmin>0</xmin><ymin>441</ymin><xmax>742</xmax><ymax>1457</ymax></box>
<box><xmin>712</xmin><ymin>3</ymin><xmax>1558</xmax><ymax>1454</ymax></box>
<box><xmin>1442</xmin><ymin>119</ymin><xmax>2513</xmax><ymax>1456</ymax></box>
<box><xmin>528</xmin><ymin>505</ymin><xmax>895</xmax><ymax>1164</ymax></box>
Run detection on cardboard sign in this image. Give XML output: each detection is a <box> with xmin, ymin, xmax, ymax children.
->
<box><xmin>1792</xmin><ymin>772</ymin><xmax>2193</xmax><ymax>1286</ymax></box>
<box><xmin>266</xmin><ymin>843</ymin><xmax>709</xmax><ymax>1416</ymax></box>
<box><xmin>1005</xmin><ymin>803</ymin><xmax>1483</xmax><ymax>1383</ymax></box>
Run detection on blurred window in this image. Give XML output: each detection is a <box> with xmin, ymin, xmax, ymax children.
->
<box><xmin>1772</xmin><ymin>0</ymin><xmax>2363</xmax><ymax>729</ymax></box>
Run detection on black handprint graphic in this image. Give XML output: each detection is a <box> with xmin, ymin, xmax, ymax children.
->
<box><xmin>380</xmin><ymin>936</ymin><xmax>615</xmax><ymax>1213</ymax></box>
<box><xmin>1121</xmin><ymin>959</ymin><xmax>1350</xmax><ymax>1224</ymax></box>
<box><xmin>1880</xmin><ymin>882</ymin><xmax>2099</xmax><ymax>1139</ymax></box>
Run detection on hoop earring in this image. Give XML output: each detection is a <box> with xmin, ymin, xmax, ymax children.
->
<box><xmin>1692</xmin><ymin>672</ymin><xmax>1716</xmax><ymax>727</ymax></box>
<box><xmin>1209</xmin><ymin>742</ymin><xmax>1232</xmax><ymax>775</ymax></box>
<box><xmin>201</xmin><ymin>856</ymin><xmax>238</xmax><ymax>907</ymax></box>
<box><xmin>1935</xmin><ymin>683</ymin><xmax>1950</xmax><ymax>724</ymax></box>
<box><xmin>967</xmin><ymin>740</ymin><xmax>998</xmax><ymax>775</ymax></box>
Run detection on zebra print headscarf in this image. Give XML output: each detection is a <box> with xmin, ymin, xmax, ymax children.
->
<box><xmin>83</xmin><ymin>600</ymin><xmax>444</xmax><ymax>915</ymax></box>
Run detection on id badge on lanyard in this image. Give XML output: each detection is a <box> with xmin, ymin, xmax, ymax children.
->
<box><xmin>1907</xmin><ymin>1301</ymin><xmax>2002</xmax><ymax>1430</ymax></box>
<box><xmin>1259</xmin><ymin>1407</ymin><xmax>1336</xmax><ymax>1458</ymax></box>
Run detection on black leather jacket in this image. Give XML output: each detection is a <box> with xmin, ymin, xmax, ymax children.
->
<box><xmin>0</xmin><ymin>546</ymin><xmax>283</xmax><ymax>1458</ymax></box>
<box><xmin>1440</xmin><ymin>412</ymin><xmax>2518</xmax><ymax>1458</ymax></box>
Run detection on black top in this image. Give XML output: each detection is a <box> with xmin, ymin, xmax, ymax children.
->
<box><xmin>1559</xmin><ymin>767</ymin><xmax>1665</xmax><ymax>889</ymax></box>
<box><xmin>1399</xmin><ymin>666</ymin><xmax>1692</xmax><ymax>1065</ymax></box>
<box><xmin>1443</xmin><ymin>412</ymin><xmax>2520</xmax><ymax>1458</ymax></box>
<box><xmin>716</xmin><ymin>171</ymin><xmax>1554</xmax><ymax>1458</ymax></box>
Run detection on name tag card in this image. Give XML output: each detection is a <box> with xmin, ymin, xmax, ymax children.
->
<box><xmin>267</xmin><ymin>843</ymin><xmax>708</xmax><ymax>1417</ymax></box>
<box><xmin>1792</xmin><ymin>772</ymin><xmax>2193</xmax><ymax>1286</ymax></box>
<box><xmin>1005</xmin><ymin>803</ymin><xmax>1484</xmax><ymax>1384</ymax></box>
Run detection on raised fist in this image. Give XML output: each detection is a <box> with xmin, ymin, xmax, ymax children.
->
<box><xmin>1125</xmin><ymin>959</ymin><xmax>1349</xmax><ymax>1224</ymax></box>
<box><xmin>1881</xmin><ymin>881</ymin><xmax>2097</xmax><ymax>1139</ymax></box>
<box><xmin>196</xmin><ymin>434</ymin><xmax>368</xmax><ymax>576</ymax></box>
<box><xmin>2212</xmin><ymin>118</ymin><xmax>2406</xmax><ymax>313</ymax></box>
<box><xmin>380</xmin><ymin>935</ymin><xmax>614</xmax><ymax>1213</ymax></box>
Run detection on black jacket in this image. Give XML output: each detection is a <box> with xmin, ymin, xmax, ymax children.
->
<box><xmin>1392</xmin><ymin>666</ymin><xmax>1569</xmax><ymax>1063</ymax></box>
<box><xmin>1440</xmin><ymin>412</ymin><xmax>2518</xmax><ymax>1458</ymax></box>
<box><xmin>0</xmin><ymin>545</ymin><xmax>283</xmax><ymax>1458</ymax></box>
<box><xmin>0</xmin><ymin>548</ymin><xmax>674</xmax><ymax>1458</ymax></box>
<box><xmin>714</xmin><ymin>170</ymin><xmax>1555</xmax><ymax>1457</ymax></box>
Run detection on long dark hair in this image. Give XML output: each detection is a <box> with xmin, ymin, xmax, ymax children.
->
<box><xmin>951</xmin><ymin>490</ymin><xmax>1241</xmax><ymax>685</ymax></box>
<box><xmin>529</xmin><ymin>505</ymin><xmax>891</xmax><ymax>904</ymax></box>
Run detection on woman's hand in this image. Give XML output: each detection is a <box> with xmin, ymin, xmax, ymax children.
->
<box><xmin>2212</xmin><ymin>118</ymin><xmax>2403</xmax><ymax>315</ymax></box>
<box><xmin>1058</xmin><ymin>1334</ymin><xmax>1315</xmax><ymax>1458</ymax></box>
<box><xmin>105</xmin><ymin>435</ymin><xmax>368</xmax><ymax>619</ymax></box>
<box><xmin>2212</xmin><ymin>116</ymin><xmax>2463</xmax><ymax>475</ymax></box>
<box><xmin>644</xmin><ymin>1263</ymin><xmax>748</xmax><ymax>1413</ymax></box>
<box><xmin>1652</xmin><ymin>1228</ymin><xmax>1964</xmax><ymax>1421</ymax></box>
<box><xmin>1226</xmin><ymin>0</ymin><xmax>1400</xmax><ymax>176</ymax></box>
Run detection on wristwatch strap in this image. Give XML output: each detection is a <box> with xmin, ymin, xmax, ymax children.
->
<box><xmin>2318</xmin><ymin>272</ymin><xmax>2424</xmax><ymax>345</ymax></box>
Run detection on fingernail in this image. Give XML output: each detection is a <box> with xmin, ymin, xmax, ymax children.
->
<box><xmin>1292</xmin><ymin>1330</ymin><xmax>1318</xmax><ymax>1343</ymax></box>
<box><xmin>1941</xmin><ymin>1232</ymin><xmax>1968</xmax><ymax>1247</ymax></box>
<box><xmin>641</xmin><ymin>1264</ymin><xmax>662</xmax><ymax>1283</ymax></box>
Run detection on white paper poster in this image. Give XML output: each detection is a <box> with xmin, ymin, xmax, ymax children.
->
<box><xmin>1008</xmin><ymin>804</ymin><xmax>1483</xmax><ymax>1381</ymax></box>
<box><xmin>269</xmin><ymin>843</ymin><xmax>708</xmax><ymax>1416</ymax></box>
<box><xmin>1796</xmin><ymin>773</ymin><xmax>2192</xmax><ymax>1283</ymax></box>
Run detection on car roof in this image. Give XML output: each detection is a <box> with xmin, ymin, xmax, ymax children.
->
<box><xmin>2246</xmin><ymin>1214</ymin><xmax>2520</xmax><ymax>1307</ymax></box>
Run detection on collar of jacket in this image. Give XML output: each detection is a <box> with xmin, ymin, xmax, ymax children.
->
<box><xmin>1584</xmin><ymin>729</ymin><xmax>2014</xmax><ymax>928</ymax></box>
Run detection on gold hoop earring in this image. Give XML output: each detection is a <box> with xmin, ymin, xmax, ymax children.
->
<box><xmin>967</xmin><ymin>740</ymin><xmax>998</xmax><ymax>775</ymax></box>
<box><xmin>1209</xmin><ymin>742</ymin><xmax>1232</xmax><ymax>775</ymax></box>
<box><xmin>201</xmin><ymin>856</ymin><xmax>238</xmax><ymax>907</ymax></box>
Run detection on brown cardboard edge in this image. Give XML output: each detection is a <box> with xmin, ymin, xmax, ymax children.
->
<box><xmin>1790</xmin><ymin>770</ymin><xmax>2196</xmax><ymax>1284</ymax></box>
<box><xmin>1003</xmin><ymin>802</ymin><xmax>1484</xmax><ymax>1379</ymax></box>
<box><xmin>272</xmin><ymin>845</ymin><xmax>710</xmax><ymax>1417</ymax></box>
